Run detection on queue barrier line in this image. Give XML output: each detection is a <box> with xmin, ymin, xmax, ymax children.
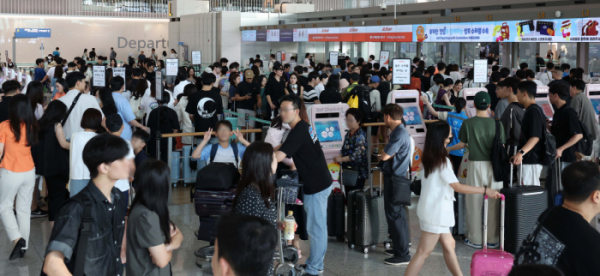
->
<box><xmin>223</xmin><ymin>109</ymin><xmax>272</xmax><ymax>125</ymax></box>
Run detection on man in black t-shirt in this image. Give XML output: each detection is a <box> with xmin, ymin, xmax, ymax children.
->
<box><xmin>265</xmin><ymin>64</ymin><xmax>286</xmax><ymax>117</ymax></box>
<box><xmin>486</xmin><ymin>72</ymin><xmax>501</xmax><ymax>112</ymax></box>
<box><xmin>549</xmin><ymin>83</ymin><xmax>583</xmax><ymax>168</ymax></box>
<box><xmin>511</xmin><ymin>81</ymin><xmax>545</xmax><ymax>186</ymax></box>
<box><xmin>234</xmin><ymin>70</ymin><xmax>260</xmax><ymax>140</ymax></box>
<box><xmin>276</xmin><ymin>95</ymin><xmax>332</xmax><ymax>276</ymax></box>
<box><xmin>185</xmin><ymin>73</ymin><xmax>223</xmax><ymax>144</ymax></box>
<box><xmin>515</xmin><ymin>161</ymin><xmax>600</xmax><ymax>276</ymax></box>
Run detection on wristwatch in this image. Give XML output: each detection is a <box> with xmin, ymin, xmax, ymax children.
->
<box><xmin>518</xmin><ymin>149</ymin><xmax>525</xmax><ymax>155</ymax></box>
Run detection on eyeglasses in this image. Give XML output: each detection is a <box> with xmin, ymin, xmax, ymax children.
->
<box><xmin>279</xmin><ymin>108</ymin><xmax>297</xmax><ymax>113</ymax></box>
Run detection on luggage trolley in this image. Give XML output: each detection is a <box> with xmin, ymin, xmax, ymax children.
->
<box><xmin>274</xmin><ymin>177</ymin><xmax>303</xmax><ymax>276</ymax></box>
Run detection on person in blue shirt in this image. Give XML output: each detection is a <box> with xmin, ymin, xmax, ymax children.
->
<box><xmin>191</xmin><ymin>120</ymin><xmax>249</xmax><ymax>168</ymax></box>
<box><xmin>110</xmin><ymin>76</ymin><xmax>148</xmax><ymax>140</ymax></box>
<box><xmin>34</xmin><ymin>58</ymin><xmax>49</xmax><ymax>83</ymax></box>
<box><xmin>52</xmin><ymin>47</ymin><xmax>60</xmax><ymax>57</ymax></box>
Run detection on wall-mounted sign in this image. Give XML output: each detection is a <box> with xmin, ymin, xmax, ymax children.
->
<box><xmin>192</xmin><ymin>51</ymin><xmax>201</xmax><ymax>65</ymax></box>
<box><xmin>392</xmin><ymin>59</ymin><xmax>411</xmax><ymax>85</ymax></box>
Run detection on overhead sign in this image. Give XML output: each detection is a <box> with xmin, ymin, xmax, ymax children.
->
<box><xmin>329</xmin><ymin>52</ymin><xmax>339</xmax><ymax>66</ymax></box>
<box><xmin>112</xmin><ymin>67</ymin><xmax>126</xmax><ymax>79</ymax></box>
<box><xmin>280</xmin><ymin>29</ymin><xmax>294</xmax><ymax>42</ymax></box>
<box><xmin>242</xmin><ymin>30</ymin><xmax>257</xmax><ymax>42</ymax></box>
<box><xmin>15</xmin><ymin>28</ymin><xmax>51</xmax><ymax>38</ymax></box>
<box><xmin>293</xmin><ymin>28</ymin><xmax>316</xmax><ymax>42</ymax></box>
<box><xmin>412</xmin><ymin>23</ymin><xmax>495</xmax><ymax>42</ymax></box>
<box><xmin>392</xmin><ymin>59</ymin><xmax>411</xmax><ymax>85</ymax></box>
<box><xmin>379</xmin><ymin>51</ymin><xmax>391</xmax><ymax>69</ymax></box>
<box><xmin>165</xmin><ymin>58</ymin><xmax>178</xmax><ymax>76</ymax></box>
<box><xmin>267</xmin><ymin>29</ymin><xmax>280</xmax><ymax>42</ymax></box>
<box><xmin>256</xmin><ymin>29</ymin><xmax>267</xmax><ymax>41</ymax></box>
<box><xmin>155</xmin><ymin>71</ymin><xmax>163</xmax><ymax>101</ymax></box>
<box><xmin>92</xmin><ymin>65</ymin><xmax>106</xmax><ymax>87</ymax></box>
<box><xmin>310</xmin><ymin>28</ymin><xmax>341</xmax><ymax>42</ymax></box>
<box><xmin>473</xmin><ymin>59</ymin><xmax>488</xmax><ymax>83</ymax></box>
<box><xmin>339</xmin><ymin>27</ymin><xmax>366</xmax><ymax>41</ymax></box>
<box><xmin>192</xmin><ymin>51</ymin><xmax>201</xmax><ymax>65</ymax></box>
<box><xmin>366</xmin><ymin>25</ymin><xmax>413</xmax><ymax>42</ymax></box>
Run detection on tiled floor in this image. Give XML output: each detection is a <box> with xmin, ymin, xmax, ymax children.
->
<box><xmin>0</xmin><ymin>196</ymin><xmax>478</xmax><ymax>276</ymax></box>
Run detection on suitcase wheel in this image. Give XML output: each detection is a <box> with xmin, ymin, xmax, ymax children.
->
<box><xmin>283</xmin><ymin>245</ymin><xmax>299</xmax><ymax>264</ymax></box>
<box><xmin>274</xmin><ymin>263</ymin><xmax>296</xmax><ymax>276</ymax></box>
<box><xmin>384</xmin><ymin>241</ymin><xmax>391</xmax><ymax>249</ymax></box>
<box><xmin>363</xmin><ymin>247</ymin><xmax>369</xmax><ymax>254</ymax></box>
<box><xmin>349</xmin><ymin>243</ymin><xmax>355</xmax><ymax>249</ymax></box>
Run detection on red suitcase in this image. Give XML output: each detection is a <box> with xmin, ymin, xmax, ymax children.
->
<box><xmin>470</xmin><ymin>194</ymin><xmax>514</xmax><ymax>276</ymax></box>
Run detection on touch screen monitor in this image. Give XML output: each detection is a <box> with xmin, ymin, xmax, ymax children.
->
<box><xmin>585</xmin><ymin>84</ymin><xmax>600</xmax><ymax>123</ymax></box>
<box><xmin>307</xmin><ymin>103</ymin><xmax>350</xmax><ymax>164</ymax></box>
<box><xmin>535</xmin><ymin>86</ymin><xmax>554</xmax><ymax>120</ymax></box>
<box><xmin>463</xmin><ymin>88</ymin><xmax>491</xmax><ymax>118</ymax></box>
<box><xmin>390</xmin><ymin>90</ymin><xmax>426</xmax><ymax>176</ymax></box>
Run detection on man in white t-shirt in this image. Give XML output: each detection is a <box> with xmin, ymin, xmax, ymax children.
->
<box><xmin>59</xmin><ymin>72</ymin><xmax>104</xmax><ymax>140</ymax></box>
<box><xmin>173</xmin><ymin>68</ymin><xmax>190</xmax><ymax>100</ymax></box>
<box><xmin>539</xmin><ymin>63</ymin><xmax>554</xmax><ymax>86</ymax></box>
<box><xmin>525</xmin><ymin>69</ymin><xmax>544</xmax><ymax>87</ymax></box>
<box><xmin>191</xmin><ymin>120</ymin><xmax>250</xmax><ymax>168</ymax></box>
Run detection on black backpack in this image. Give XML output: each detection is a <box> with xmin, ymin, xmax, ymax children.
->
<box><xmin>567</xmin><ymin>106</ymin><xmax>594</xmax><ymax>156</ymax></box>
<box><xmin>533</xmin><ymin>105</ymin><xmax>557</xmax><ymax>166</ymax></box>
<box><xmin>349</xmin><ymin>85</ymin><xmax>373</xmax><ymax>120</ymax></box>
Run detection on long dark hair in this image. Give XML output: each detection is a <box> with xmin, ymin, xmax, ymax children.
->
<box><xmin>325</xmin><ymin>74</ymin><xmax>340</xmax><ymax>91</ymax></box>
<box><xmin>8</xmin><ymin>94</ymin><xmax>38</xmax><ymax>146</ymax></box>
<box><xmin>26</xmin><ymin>81</ymin><xmax>44</xmax><ymax>114</ymax></box>
<box><xmin>454</xmin><ymin>97</ymin><xmax>466</xmax><ymax>114</ymax></box>
<box><xmin>158</xmin><ymin>91</ymin><xmax>171</xmax><ymax>127</ymax></box>
<box><xmin>229</xmin><ymin>72</ymin><xmax>240</xmax><ymax>88</ymax></box>
<box><xmin>54</xmin><ymin>65</ymin><xmax>64</xmax><ymax>79</ymax></box>
<box><xmin>38</xmin><ymin>101</ymin><xmax>67</xmax><ymax>139</ymax></box>
<box><xmin>99</xmin><ymin>88</ymin><xmax>117</xmax><ymax>116</ymax></box>
<box><xmin>422</xmin><ymin>121</ymin><xmax>451</xmax><ymax>178</ymax></box>
<box><xmin>56</xmin><ymin>78</ymin><xmax>68</xmax><ymax>94</ymax></box>
<box><xmin>234</xmin><ymin>142</ymin><xmax>275</xmax><ymax>208</ymax></box>
<box><xmin>131</xmin><ymin>159</ymin><xmax>173</xmax><ymax>244</ymax></box>
<box><xmin>132</xmin><ymin>79</ymin><xmax>148</xmax><ymax>100</ymax></box>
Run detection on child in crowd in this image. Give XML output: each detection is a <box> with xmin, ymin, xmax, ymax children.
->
<box><xmin>191</xmin><ymin>120</ymin><xmax>250</xmax><ymax>168</ymax></box>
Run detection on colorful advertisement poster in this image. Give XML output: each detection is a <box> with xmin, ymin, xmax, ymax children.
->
<box><xmin>256</xmin><ymin>29</ymin><xmax>267</xmax><ymax>41</ymax></box>
<box><xmin>412</xmin><ymin>23</ymin><xmax>494</xmax><ymax>42</ymax></box>
<box><xmin>379</xmin><ymin>50</ymin><xmax>390</xmax><ymax>69</ymax></box>
<box><xmin>266</xmin><ymin>29</ymin><xmax>280</xmax><ymax>42</ymax></box>
<box><xmin>366</xmin><ymin>25</ymin><xmax>413</xmax><ymax>42</ymax></box>
<box><xmin>242</xmin><ymin>30</ymin><xmax>256</xmax><ymax>42</ymax></box>
<box><xmin>309</xmin><ymin>27</ymin><xmax>341</xmax><ymax>42</ymax></box>
<box><xmin>280</xmin><ymin>29</ymin><xmax>294</xmax><ymax>42</ymax></box>
<box><xmin>293</xmin><ymin>28</ymin><xmax>316</xmax><ymax>42</ymax></box>
<box><xmin>577</xmin><ymin>18</ymin><xmax>600</xmax><ymax>42</ymax></box>
<box><xmin>508</xmin><ymin>19</ymin><xmax>581</xmax><ymax>42</ymax></box>
<box><xmin>339</xmin><ymin>26</ymin><xmax>366</xmax><ymax>41</ymax></box>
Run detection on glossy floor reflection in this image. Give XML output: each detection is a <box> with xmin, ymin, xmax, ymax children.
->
<box><xmin>0</xmin><ymin>197</ymin><xmax>477</xmax><ymax>276</ymax></box>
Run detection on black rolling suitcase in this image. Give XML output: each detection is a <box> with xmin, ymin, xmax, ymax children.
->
<box><xmin>500</xmin><ymin>163</ymin><xmax>548</xmax><ymax>254</ymax></box>
<box><xmin>347</xmin><ymin>167</ymin><xmax>390</xmax><ymax>254</ymax></box>
<box><xmin>327</xmin><ymin>187</ymin><xmax>345</xmax><ymax>241</ymax></box>
<box><xmin>451</xmin><ymin>192</ymin><xmax>466</xmax><ymax>236</ymax></box>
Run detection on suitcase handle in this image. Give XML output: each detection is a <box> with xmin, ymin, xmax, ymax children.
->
<box><xmin>370</xmin><ymin>167</ymin><xmax>383</xmax><ymax>198</ymax></box>
<box><xmin>482</xmin><ymin>194</ymin><xmax>506</xmax><ymax>251</ymax></box>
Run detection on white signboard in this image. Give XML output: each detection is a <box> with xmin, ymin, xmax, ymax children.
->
<box><xmin>192</xmin><ymin>51</ymin><xmax>201</xmax><ymax>65</ymax></box>
<box><xmin>329</xmin><ymin>51</ymin><xmax>339</xmax><ymax>66</ymax></box>
<box><xmin>267</xmin><ymin>29</ymin><xmax>280</xmax><ymax>42</ymax></box>
<box><xmin>112</xmin><ymin>67</ymin><xmax>126</xmax><ymax>79</ymax></box>
<box><xmin>379</xmin><ymin>51</ymin><xmax>391</xmax><ymax>69</ymax></box>
<box><xmin>155</xmin><ymin>71</ymin><xmax>163</xmax><ymax>101</ymax></box>
<box><xmin>276</xmin><ymin>51</ymin><xmax>282</xmax><ymax>63</ymax></box>
<box><xmin>392</xmin><ymin>59</ymin><xmax>411</xmax><ymax>85</ymax></box>
<box><xmin>474</xmin><ymin>59</ymin><xmax>488</xmax><ymax>83</ymax></box>
<box><xmin>166</xmin><ymin>58</ymin><xmax>178</xmax><ymax>76</ymax></box>
<box><xmin>92</xmin><ymin>65</ymin><xmax>105</xmax><ymax>87</ymax></box>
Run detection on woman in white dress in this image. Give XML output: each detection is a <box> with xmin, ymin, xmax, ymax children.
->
<box><xmin>404</xmin><ymin>121</ymin><xmax>501</xmax><ymax>276</ymax></box>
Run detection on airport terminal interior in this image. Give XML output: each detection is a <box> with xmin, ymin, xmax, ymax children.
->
<box><xmin>2</xmin><ymin>0</ymin><xmax>600</xmax><ymax>275</ymax></box>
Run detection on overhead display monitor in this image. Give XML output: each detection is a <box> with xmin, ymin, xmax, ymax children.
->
<box><xmin>242</xmin><ymin>30</ymin><xmax>257</xmax><ymax>41</ymax></box>
<box><xmin>267</xmin><ymin>29</ymin><xmax>280</xmax><ymax>42</ymax></box>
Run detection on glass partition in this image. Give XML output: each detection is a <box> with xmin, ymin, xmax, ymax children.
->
<box><xmin>342</xmin><ymin>42</ymin><xmax>358</xmax><ymax>63</ymax></box>
<box><xmin>462</xmin><ymin>43</ymin><xmax>478</xmax><ymax>67</ymax></box>
<box><xmin>421</xmin><ymin>42</ymin><xmax>445</xmax><ymax>66</ymax></box>
<box><xmin>555</xmin><ymin>43</ymin><xmax>578</xmax><ymax>69</ymax></box>
<box><xmin>447</xmin><ymin>43</ymin><xmax>461</xmax><ymax>65</ymax></box>
<box><xmin>590</xmin><ymin>43</ymin><xmax>600</xmax><ymax>76</ymax></box>
<box><xmin>517</xmin><ymin>43</ymin><xmax>538</xmax><ymax>70</ymax></box>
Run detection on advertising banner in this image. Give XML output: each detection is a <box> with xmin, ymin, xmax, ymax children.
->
<box><xmin>15</xmin><ymin>28</ymin><xmax>51</xmax><ymax>38</ymax></box>
<box><xmin>339</xmin><ymin>27</ymin><xmax>366</xmax><ymax>41</ymax></box>
<box><xmin>242</xmin><ymin>30</ymin><xmax>257</xmax><ymax>42</ymax></box>
<box><xmin>267</xmin><ymin>29</ymin><xmax>280</xmax><ymax>42</ymax></box>
<box><xmin>256</xmin><ymin>29</ymin><xmax>267</xmax><ymax>41</ymax></box>
<box><xmin>309</xmin><ymin>28</ymin><xmax>341</xmax><ymax>42</ymax></box>
<box><xmin>366</xmin><ymin>25</ymin><xmax>413</xmax><ymax>42</ymax></box>
<box><xmin>379</xmin><ymin>51</ymin><xmax>391</xmax><ymax>69</ymax></box>
<box><xmin>412</xmin><ymin>23</ymin><xmax>494</xmax><ymax>42</ymax></box>
<box><xmin>280</xmin><ymin>29</ymin><xmax>294</xmax><ymax>42</ymax></box>
<box><xmin>293</xmin><ymin>28</ymin><xmax>317</xmax><ymax>42</ymax></box>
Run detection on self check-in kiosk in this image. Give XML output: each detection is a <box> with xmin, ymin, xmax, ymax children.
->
<box><xmin>535</xmin><ymin>86</ymin><xmax>554</xmax><ymax>120</ymax></box>
<box><xmin>463</xmin><ymin>88</ymin><xmax>491</xmax><ymax>118</ymax></box>
<box><xmin>307</xmin><ymin>103</ymin><xmax>350</xmax><ymax>163</ymax></box>
<box><xmin>390</xmin><ymin>90</ymin><xmax>426</xmax><ymax>175</ymax></box>
<box><xmin>585</xmin><ymin>84</ymin><xmax>600</xmax><ymax>123</ymax></box>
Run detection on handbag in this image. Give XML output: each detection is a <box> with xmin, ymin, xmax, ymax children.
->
<box><xmin>515</xmin><ymin>207</ymin><xmax>554</xmax><ymax>264</ymax></box>
<box><xmin>390</xmin><ymin>175</ymin><xmax>412</xmax><ymax>206</ymax></box>
<box><xmin>340</xmin><ymin>164</ymin><xmax>360</xmax><ymax>187</ymax></box>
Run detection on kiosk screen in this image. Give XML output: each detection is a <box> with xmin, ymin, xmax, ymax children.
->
<box><xmin>403</xmin><ymin>106</ymin><xmax>423</xmax><ymax>126</ymax></box>
<box><xmin>537</xmin><ymin>101</ymin><xmax>554</xmax><ymax>118</ymax></box>
<box><xmin>315</xmin><ymin>121</ymin><xmax>343</xmax><ymax>143</ymax></box>
<box><xmin>590</xmin><ymin>98</ymin><xmax>600</xmax><ymax>115</ymax></box>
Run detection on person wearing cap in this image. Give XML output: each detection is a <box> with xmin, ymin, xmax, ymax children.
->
<box><xmin>265</xmin><ymin>64</ymin><xmax>286</xmax><ymax>117</ymax></box>
<box><xmin>368</xmin><ymin>75</ymin><xmax>383</xmax><ymax>155</ymax></box>
<box><xmin>342</xmin><ymin>73</ymin><xmax>360</xmax><ymax>102</ymax></box>
<box><xmin>446</xmin><ymin>91</ymin><xmax>505</xmax><ymax>250</ymax></box>
<box><xmin>234</xmin><ymin>69</ymin><xmax>261</xmax><ymax>136</ymax></box>
<box><xmin>510</xmin><ymin>81</ymin><xmax>545</xmax><ymax>187</ymax></box>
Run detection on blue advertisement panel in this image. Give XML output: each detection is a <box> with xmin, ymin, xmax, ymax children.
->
<box><xmin>15</xmin><ymin>28</ymin><xmax>51</xmax><ymax>38</ymax></box>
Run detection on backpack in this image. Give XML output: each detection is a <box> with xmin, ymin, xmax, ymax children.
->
<box><xmin>129</xmin><ymin>96</ymin><xmax>144</xmax><ymax>120</ymax></box>
<box><xmin>567</xmin><ymin>106</ymin><xmax>594</xmax><ymax>156</ymax></box>
<box><xmin>195</xmin><ymin>143</ymin><xmax>241</xmax><ymax>190</ymax></box>
<box><xmin>492</xmin><ymin>120</ymin><xmax>510</xmax><ymax>182</ymax></box>
<box><xmin>346</xmin><ymin>85</ymin><xmax>373</xmax><ymax>120</ymax></box>
<box><xmin>532</xmin><ymin>105</ymin><xmax>557</xmax><ymax>166</ymax></box>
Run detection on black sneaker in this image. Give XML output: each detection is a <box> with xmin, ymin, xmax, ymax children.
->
<box><xmin>384</xmin><ymin>255</ymin><xmax>411</xmax><ymax>266</ymax></box>
<box><xmin>295</xmin><ymin>264</ymin><xmax>323</xmax><ymax>274</ymax></box>
<box><xmin>385</xmin><ymin>250</ymin><xmax>394</xmax><ymax>256</ymax></box>
<box><xmin>31</xmin><ymin>208</ymin><xmax>48</xmax><ymax>218</ymax></box>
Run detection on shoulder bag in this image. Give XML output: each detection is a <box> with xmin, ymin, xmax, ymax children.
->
<box><xmin>61</xmin><ymin>92</ymin><xmax>83</xmax><ymax>126</ymax></box>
